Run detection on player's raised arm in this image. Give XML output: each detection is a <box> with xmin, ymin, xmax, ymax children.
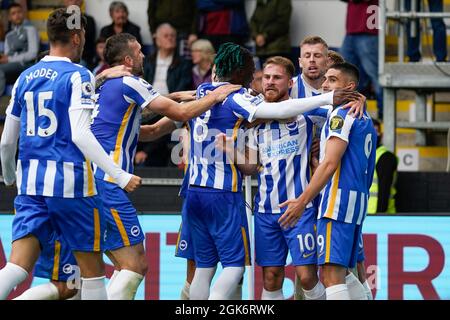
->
<box><xmin>68</xmin><ymin>70</ymin><xmax>141</xmax><ymax>192</ymax></box>
<box><xmin>0</xmin><ymin>80</ymin><xmax>20</xmax><ymax>186</ymax></box>
<box><xmin>253</xmin><ymin>89</ymin><xmax>360</xmax><ymax>120</ymax></box>
<box><xmin>146</xmin><ymin>84</ymin><xmax>241</xmax><ymax>122</ymax></box>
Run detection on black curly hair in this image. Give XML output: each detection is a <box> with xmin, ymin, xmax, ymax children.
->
<box><xmin>214</xmin><ymin>42</ymin><xmax>255</xmax><ymax>87</ymax></box>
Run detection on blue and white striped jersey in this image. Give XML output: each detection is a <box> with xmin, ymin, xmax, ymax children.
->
<box><xmin>318</xmin><ymin>106</ymin><xmax>377</xmax><ymax>225</ymax></box>
<box><xmin>290</xmin><ymin>73</ymin><xmax>322</xmax><ymax>99</ymax></box>
<box><xmin>6</xmin><ymin>56</ymin><xmax>97</xmax><ymax>198</ymax></box>
<box><xmin>91</xmin><ymin>76</ymin><xmax>160</xmax><ymax>182</ymax></box>
<box><xmin>188</xmin><ymin>83</ymin><xmax>263</xmax><ymax>192</ymax></box>
<box><xmin>249</xmin><ymin>106</ymin><xmax>330</xmax><ymax>214</ymax></box>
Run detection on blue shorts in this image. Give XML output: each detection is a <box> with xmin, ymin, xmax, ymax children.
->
<box><xmin>13</xmin><ymin>195</ymin><xmax>104</xmax><ymax>252</ymax></box>
<box><xmin>185</xmin><ymin>187</ymin><xmax>251</xmax><ymax>268</ymax></box>
<box><xmin>175</xmin><ymin>200</ymin><xmax>195</xmax><ymax>260</ymax></box>
<box><xmin>255</xmin><ymin>207</ymin><xmax>317</xmax><ymax>267</ymax></box>
<box><xmin>317</xmin><ymin>218</ymin><xmax>362</xmax><ymax>268</ymax></box>
<box><xmin>34</xmin><ymin>234</ymin><xmax>78</xmax><ymax>282</ymax></box>
<box><xmin>357</xmin><ymin>230</ymin><xmax>365</xmax><ymax>263</ymax></box>
<box><xmin>96</xmin><ymin>179</ymin><xmax>145</xmax><ymax>251</ymax></box>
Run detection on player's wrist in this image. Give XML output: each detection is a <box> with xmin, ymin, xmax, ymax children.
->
<box><xmin>116</xmin><ymin>172</ymin><xmax>133</xmax><ymax>189</ymax></box>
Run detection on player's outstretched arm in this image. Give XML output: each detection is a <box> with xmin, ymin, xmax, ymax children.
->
<box><xmin>0</xmin><ymin>115</ymin><xmax>20</xmax><ymax>186</ymax></box>
<box><xmin>253</xmin><ymin>89</ymin><xmax>360</xmax><ymax>120</ymax></box>
<box><xmin>146</xmin><ymin>84</ymin><xmax>241</xmax><ymax>122</ymax></box>
<box><xmin>278</xmin><ymin>136</ymin><xmax>347</xmax><ymax>229</ymax></box>
<box><xmin>139</xmin><ymin>117</ymin><xmax>178</xmax><ymax>142</ymax></box>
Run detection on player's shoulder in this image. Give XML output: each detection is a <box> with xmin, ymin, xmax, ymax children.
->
<box><xmin>230</xmin><ymin>88</ymin><xmax>264</xmax><ymax>106</ymax></box>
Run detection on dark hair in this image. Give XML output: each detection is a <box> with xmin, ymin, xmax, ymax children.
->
<box><xmin>8</xmin><ymin>3</ymin><xmax>22</xmax><ymax>10</ymax></box>
<box><xmin>47</xmin><ymin>8</ymin><xmax>87</xmax><ymax>45</ymax></box>
<box><xmin>104</xmin><ymin>33</ymin><xmax>137</xmax><ymax>66</ymax></box>
<box><xmin>96</xmin><ymin>36</ymin><xmax>107</xmax><ymax>45</ymax></box>
<box><xmin>328</xmin><ymin>50</ymin><xmax>345</xmax><ymax>65</ymax></box>
<box><xmin>372</xmin><ymin>118</ymin><xmax>381</xmax><ymax>127</ymax></box>
<box><xmin>109</xmin><ymin>1</ymin><xmax>128</xmax><ymax>15</ymax></box>
<box><xmin>214</xmin><ymin>42</ymin><xmax>254</xmax><ymax>81</ymax></box>
<box><xmin>328</xmin><ymin>62</ymin><xmax>360</xmax><ymax>85</ymax></box>
<box><xmin>263</xmin><ymin>56</ymin><xmax>295</xmax><ymax>78</ymax></box>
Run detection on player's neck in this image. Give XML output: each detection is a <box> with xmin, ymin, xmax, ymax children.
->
<box><xmin>302</xmin><ymin>74</ymin><xmax>324</xmax><ymax>91</ymax></box>
<box><xmin>49</xmin><ymin>47</ymin><xmax>75</xmax><ymax>62</ymax></box>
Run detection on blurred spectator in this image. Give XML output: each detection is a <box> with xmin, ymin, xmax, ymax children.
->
<box><xmin>368</xmin><ymin>119</ymin><xmax>397</xmax><ymax>214</ymax></box>
<box><xmin>0</xmin><ymin>3</ymin><xmax>38</xmax><ymax>95</ymax></box>
<box><xmin>340</xmin><ymin>0</ymin><xmax>383</xmax><ymax>119</ymax></box>
<box><xmin>250</xmin><ymin>0</ymin><xmax>292</xmax><ymax>65</ymax></box>
<box><xmin>100</xmin><ymin>1</ymin><xmax>143</xmax><ymax>46</ymax></box>
<box><xmin>92</xmin><ymin>37</ymin><xmax>109</xmax><ymax>76</ymax></box>
<box><xmin>64</xmin><ymin>0</ymin><xmax>97</xmax><ymax>69</ymax></box>
<box><xmin>196</xmin><ymin>0</ymin><xmax>250</xmax><ymax>51</ymax></box>
<box><xmin>191</xmin><ymin>39</ymin><xmax>215</xmax><ymax>89</ymax></box>
<box><xmin>405</xmin><ymin>0</ymin><xmax>447</xmax><ymax>62</ymax></box>
<box><xmin>147</xmin><ymin>0</ymin><xmax>198</xmax><ymax>57</ymax></box>
<box><xmin>140</xmin><ymin>23</ymin><xmax>192</xmax><ymax>167</ymax></box>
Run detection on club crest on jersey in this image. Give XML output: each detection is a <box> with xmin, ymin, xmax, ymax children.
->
<box><xmin>82</xmin><ymin>82</ymin><xmax>94</xmax><ymax>96</ymax></box>
<box><xmin>330</xmin><ymin>115</ymin><xmax>344</xmax><ymax>131</ymax></box>
<box><xmin>139</xmin><ymin>78</ymin><xmax>151</xmax><ymax>88</ymax></box>
<box><xmin>179</xmin><ymin>240</ymin><xmax>188</xmax><ymax>251</ymax></box>
<box><xmin>285</xmin><ymin>121</ymin><xmax>298</xmax><ymax>131</ymax></box>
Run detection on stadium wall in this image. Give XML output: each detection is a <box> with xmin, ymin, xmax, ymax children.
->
<box><xmin>0</xmin><ymin>215</ymin><xmax>448</xmax><ymax>300</ymax></box>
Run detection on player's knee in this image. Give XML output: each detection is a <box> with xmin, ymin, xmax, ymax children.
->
<box><xmin>263</xmin><ymin>268</ymin><xmax>283</xmax><ymax>291</ymax></box>
<box><xmin>299</xmin><ymin>273</ymin><xmax>319</xmax><ymax>291</ymax></box>
<box><xmin>53</xmin><ymin>281</ymin><xmax>78</xmax><ymax>300</ymax></box>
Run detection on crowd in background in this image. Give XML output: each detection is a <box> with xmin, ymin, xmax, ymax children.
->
<box><xmin>0</xmin><ymin>0</ymin><xmax>447</xmax><ymax>167</ymax></box>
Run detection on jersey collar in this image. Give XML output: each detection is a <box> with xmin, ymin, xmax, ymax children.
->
<box><xmin>41</xmin><ymin>55</ymin><xmax>72</xmax><ymax>63</ymax></box>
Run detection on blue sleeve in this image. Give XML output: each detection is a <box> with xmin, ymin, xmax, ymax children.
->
<box><xmin>122</xmin><ymin>76</ymin><xmax>160</xmax><ymax>109</ymax></box>
<box><xmin>229</xmin><ymin>90</ymin><xmax>263</xmax><ymax>122</ymax></box>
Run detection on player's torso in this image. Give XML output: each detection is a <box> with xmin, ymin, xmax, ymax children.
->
<box><xmin>92</xmin><ymin>78</ymin><xmax>142</xmax><ymax>177</ymax></box>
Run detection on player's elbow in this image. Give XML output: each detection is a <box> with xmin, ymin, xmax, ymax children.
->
<box><xmin>322</xmin><ymin>158</ymin><xmax>339</xmax><ymax>174</ymax></box>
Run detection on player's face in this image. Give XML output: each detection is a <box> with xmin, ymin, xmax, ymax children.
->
<box><xmin>262</xmin><ymin>63</ymin><xmax>292</xmax><ymax>102</ymax></box>
<box><xmin>9</xmin><ymin>6</ymin><xmax>24</xmax><ymax>26</ymax></box>
<box><xmin>322</xmin><ymin>68</ymin><xmax>352</xmax><ymax>92</ymax></box>
<box><xmin>250</xmin><ymin>70</ymin><xmax>263</xmax><ymax>94</ymax></box>
<box><xmin>129</xmin><ymin>40</ymin><xmax>145</xmax><ymax>76</ymax></box>
<box><xmin>299</xmin><ymin>43</ymin><xmax>328</xmax><ymax>81</ymax></box>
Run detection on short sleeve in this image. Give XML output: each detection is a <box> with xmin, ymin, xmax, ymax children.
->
<box><xmin>327</xmin><ymin>107</ymin><xmax>354</xmax><ymax>143</ymax></box>
<box><xmin>230</xmin><ymin>91</ymin><xmax>264</xmax><ymax>122</ymax></box>
<box><xmin>123</xmin><ymin>76</ymin><xmax>160</xmax><ymax>109</ymax></box>
<box><xmin>70</xmin><ymin>69</ymin><xmax>96</xmax><ymax>111</ymax></box>
<box><xmin>5</xmin><ymin>78</ymin><xmax>21</xmax><ymax>121</ymax></box>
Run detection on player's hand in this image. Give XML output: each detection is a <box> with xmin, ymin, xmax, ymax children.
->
<box><xmin>134</xmin><ymin>151</ymin><xmax>148</xmax><ymax>165</ymax></box>
<box><xmin>278</xmin><ymin>198</ymin><xmax>306</xmax><ymax>229</ymax></box>
<box><xmin>99</xmin><ymin>65</ymin><xmax>132</xmax><ymax>80</ymax></box>
<box><xmin>215</xmin><ymin>133</ymin><xmax>234</xmax><ymax>157</ymax></box>
<box><xmin>124</xmin><ymin>175</ymin><xmax>142</xmax><ymax>192</ymax></box>
<box><xmin>211</xmin><ymin>84</ymin><xmax>242</xmax><ymax>103</ymax></box>
<box><xmin>342</xmin><ymin>92</ymin><xmax>366</xmax><ymax>118</ymax></box>
<box><xmin>332</xmin><ymin>89</ymin><xmax>361</xmax><ymax>107</ymax></box>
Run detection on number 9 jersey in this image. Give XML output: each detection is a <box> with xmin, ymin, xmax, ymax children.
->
<box><xmin>6</xmin><ymin>56</ymin><xmax>97</xmax><ymax>198</ymax></box>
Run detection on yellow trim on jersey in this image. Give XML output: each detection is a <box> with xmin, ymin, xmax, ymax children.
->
<box><xmin>184</xmin><ymin>123</ymin><xmax>191</xmax><ymax>172</ymax></box>
<box><xmin>107</xmin><ymin>103</ymin><xmax>135</xmax><ymax>183</ymax></box>
<box><xmin>175</xmin><ymin>223</ymin><xmax>183</xmax><ymax>255</ymax></box>
<box><xmin>52</xmin><ymin>240</ymin><xmax>61</xmax><ymax>281</ymax></box>
<box><xmin>86</xmin><ymin>159</ymin><xmax>95</xmax><ymax>196</ymax></box>
<box><xmin>325</xmin><ymin>221</ymin><xmax>332</xmax><ymax>264</ymax></box>
<box><xmin>241</xmin><ymin>227</ymin><xmax>251</xmax><ymax>266</ymax></box>
<box><xmin>111</xmin><ymin>208</ymin><xmax>130</xmax><ymax>246</ymax></box>
<box><xmin>324</xmin><ymin>163</ymin><xmax>341</xmax><ymax>218</ymax></box>
<box><xmin>230</xmin><ymin>119</ymin><xmax>244</xmax><ymax>192</ymax></box>
<box><xmin>93</xmin><ymin>208</ymin><xmax>101</xmax><ymax>251</ymax></box>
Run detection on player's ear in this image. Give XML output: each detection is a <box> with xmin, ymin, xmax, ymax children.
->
<box><xmin>288</xmin><ymin>78</ymin><xmax>293</xmax><ymax>90</ymax></box>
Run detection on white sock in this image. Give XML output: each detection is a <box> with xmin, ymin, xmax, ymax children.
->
<box><xmin>190</xmin><ymin>267</ymin><xmax>216</xmax><ymax>300</ymax></box>
<box><xmin>66</xmin><ymin>289</ymin><xmax>81</xmax><ymax>300</ymax></box>
<box><xmin>107</xmin><ymin>270</ymin><xmax>120</xmax><ymax>291</ymax></box>
<box><xmin>362</xmin><ymin>280</ymin><xmax>373</xmax><ymax>300</ymax></box>
<box><xmin>14</xmin><ymin>282</ymin><xmax>59</xmax><ymax>300</ymax></box>
<box><xmin>261</xmin><ymin>288</ymin><xmax>284</xmax><ymax>300</ymax></box>
<box><xmin>81</xmin><ymin>276</ymin><xmax>107</xmax><ymax>300</ymax></box>
<box><xmin>0</xmin><ymin>262</ymin><xmax>29</xmax><ymax>300</ymax></box>
<box><xmin>209</xmin><ymin>267</ymin><xmax>244</xmax><ymax>300</ymax></box>
<box><xmin>107</xmin><ymin>269</ymin><xmax>144</xmax><ymax>300</ymax></box>
<box><xmin>180</xmin><ymin>280</ymin><xmax>190</xmax><ymax>300</ymax></box>
<box><xmin>345</xmin><ymin>272</ymin><xmax>368</xmax><ymax>300</ymax></box>
<box><xmin>303</xmin><ymin>281</ymin><xmax>326</xmax><ymax>300</ymax></box>
<box><xmin>230</xmin><ymin>283</ymin><xmax>242</xmax><ymax>300</ymax></box>
<box><xmin>326</xmin><ymin>284</ymin><xmax>350</xmax><ymax>300</ymax></box>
